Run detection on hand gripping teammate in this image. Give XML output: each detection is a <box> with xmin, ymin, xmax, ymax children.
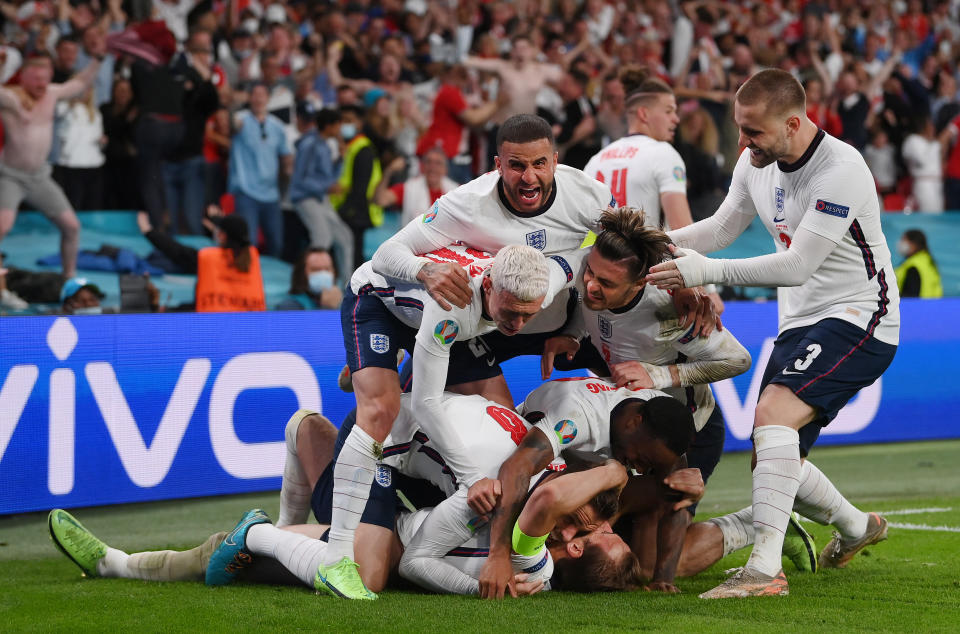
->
<box><xmin>647</xmin><ymin>69</ymin><xmax>898</xmax><ymax>598</ymax></box>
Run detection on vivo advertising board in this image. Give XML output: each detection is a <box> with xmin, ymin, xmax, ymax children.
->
<box><xmin>0</xmin><ymin>299</ymin><xmax>954</xmax><ymax>515</ymax></box>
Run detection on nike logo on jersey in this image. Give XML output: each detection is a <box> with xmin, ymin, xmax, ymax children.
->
<box><xmin>782</xmin><ymin>368</ymin><xmax>802</xmax><ymax>376</ymax></box>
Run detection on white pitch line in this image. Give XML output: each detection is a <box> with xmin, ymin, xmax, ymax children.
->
<box><xmin>879</xmin><ymin>507</ymin><xmax>952</xmax><ymax>516</ymax></box>
<box><xmin>887</xmin><ymin>521</ymin><xmax>960</xmax><ymax>533</ymax></box>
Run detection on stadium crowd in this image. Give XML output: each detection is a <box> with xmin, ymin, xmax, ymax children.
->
<box><xmin>0</xmin><ymin>0</ymin><xmax>958</xmax><ymax>312</ymax></box>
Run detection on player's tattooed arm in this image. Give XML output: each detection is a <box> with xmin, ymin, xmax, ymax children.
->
<box><xmin>478</xmin><ymin>429</ymin><xmax>555</xmax><ymax>599</ymax></box>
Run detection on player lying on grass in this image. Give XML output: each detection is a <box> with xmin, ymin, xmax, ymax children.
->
<box><xmin>47</xmin><ymin>402</ymin><xmax>641</xmax><ymax>595</ymax></box>
<box><xmin>479</xmin><ymin>379</ymin><xmax>701</xmax><ymax>598</ymax></box>
<box><xmin>324</xmin><ymin>241</ymin><xmax>583</xmax><ymax>598</ymax></box>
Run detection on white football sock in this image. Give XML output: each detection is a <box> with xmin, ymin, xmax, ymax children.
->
<box><xmin>707</xmin><ymin>506</ymin><xmax>755</xmax><ymax>557</ymax></box>
<box><xmin>320</xmin><ymin>424</ymin><xmax>378</xmax><ymax>565</ymax></box>
<box><xmin>97</xmin><ymin>547</ymin><xmax>134</xmax><ymax>578</ymax></box>
<box><xmin>745</xmin><ymin>425</ymin><xmax>801</xmax><ymax>577</ymax></box>
<box><xmin>246</xmin><ymin>524</ymin><xmax>327</xmax><ymax>588</ymax></box>
<box><xmin>793</xmin><ymin>459</ymin><xmax>868</xmax><ymax>539</ymax></box>
<box><xmin>277</xmin><ymin>411</ymin><xmax>314</xmax><ymax>527</ymax></box>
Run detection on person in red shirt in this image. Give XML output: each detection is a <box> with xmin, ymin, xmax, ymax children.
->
<box><xmin>415</xmin><ymin>64</ymin><xmax>500</xmax><ymax>184</ymax></box>
<box><xmin>374</xmin><ymin>147</ymin><xmax>459</xmax><ymax>225</ymax></box>
<box><xmin>804</xmin><ymin>77</ymin><xmax>843</xmax><ymax>138</ymax></box>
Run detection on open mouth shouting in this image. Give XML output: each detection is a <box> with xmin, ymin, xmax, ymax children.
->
<box><xmin>517</xmin><ymin>183</ymin><xmax>542</xmax><ymax>206</ymax></box>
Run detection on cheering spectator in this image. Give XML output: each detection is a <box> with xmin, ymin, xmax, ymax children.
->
<box><xmin>203</xmin><ymin>106</ymin><xmax>231</xmax><ymax>207</ymax></box>
<box><xmin>0</xmin><ymin>44</ymin><xmax>105</xmax><ymax>279</ymax></box>
<box><xmin>556</xmin><ymin>69</ymin><xmax>601</xmax><ymax>170</ymax></box>
<box><xmin>228</xmin><ymin>82</ymin><xmax>293</xmax><ymax>257</ymax></box>
<box><xmin>375</xmin><ymin>147</ymin><xmax>459</xmax><ymax>226</ymax></box>
<box><xmin>864</xmin><ymin>128</ymin><xmax>899</xmax><ymax>197</ymax></box>
<box><xmin>101</xmin><ymin>79</ymin><xmax>141</xmax><ymax>211</ymax></box>
<box><xmin>164</xmin><ymin>29</ymin><xmax>220</xmax><ymax>234</ymax></box>
<box><xmin>902</xmin><ymin>115</ymin><xmax>944</xmax><ymax>213</ymax></box>
<box><xmin>53</xmin><ymin>85</ymin><xmax>105</xmax><ymax>211</ymax></box>
<box><xmin>416</xmin><ymin>64</ymin><xmax>500</xmax><ymax>184</ymax></box>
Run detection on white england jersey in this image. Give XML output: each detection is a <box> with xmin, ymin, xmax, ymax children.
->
<box><xmin>396</xmin><ymin>499</ymin><xmax>554</xmax><ymax>594</ymax></box>
<box><xmin>721</xmin><ymin>131</ymin><xmax>900</xmax><ymax>344</ymax></box>
<box><xmin>411</xmin><ymin>164</ymin><xmax>613</xmax><ymax>256</ymax></box>
<box><xmin>382</xmin><ymin>393</ymin><xmax>543</xmax><ymax>493</ymax></box>
<box><xmin>584</xmin><ymin>134</ymin><xmax>687</xmax><ymax>230</ymax></box>
<box><xmin>518</xmin><ymin>378</ymin><xmax>667</xmax><ymax>459</ymax></box>
<box><xmin>350</xmin><ymin>243</ymin><xmax>496</xmax><ymax>333</ymax></box>
<box><xmin>385</xmin><ymin>393</ymin><xmax>555</xmax><ymax>594</ymax></box>
<box><xmin>576</xmin><ymin>285</ymin><xmax>750</xmax><ymax>431</ymax></box>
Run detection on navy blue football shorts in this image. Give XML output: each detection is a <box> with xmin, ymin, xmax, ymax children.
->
<box><xmin>341</xmin><ymin>284</ymin><xmax>418</xmax><ymax>374</ymax></box>
<box><xmin>760</xmin><ymin>318</ymin><xmax>897</xmax><ymax>456</ymax></box>
<box><xmin>311</xmin><ymin>409</ymin><xmax>398</xmax><ymax>531</ymax></box>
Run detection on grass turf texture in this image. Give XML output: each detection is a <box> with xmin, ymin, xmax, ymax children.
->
<box><xmin>3</xmin><ymin>440</ymin><xmax>960</xmax><ymax>633</ymax></box>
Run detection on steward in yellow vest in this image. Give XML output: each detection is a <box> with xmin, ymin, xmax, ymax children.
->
<box><xmin>328</xmin><ymin>106</ymin><xmax>382</xmax><ymax>268</ymax></box>
<box><xmin>895</xmin><ymin>229</ymin><xmax>942</xmax><ymax>298</ymax></box>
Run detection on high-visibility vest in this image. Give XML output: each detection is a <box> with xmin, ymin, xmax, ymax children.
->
<box><xmin>329</xmin><ymin>135</ymin><xmax>383</xmax><ymax>227</ymax></box>
<box><xmin>895</xmin><ymin>250</ymin><xmax>943</xmax><ymax>298</ymax></box>
<box><xmin>195</xmin><ymin>246</ymin><xmax>266</xmax><ymax>312</ymax></box>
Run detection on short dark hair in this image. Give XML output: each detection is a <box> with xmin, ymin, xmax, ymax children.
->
<box><xmin>496</xmin><ymin>114</ymin><xmax>555</xmax><ymax>150</ymax></box>
<box><xmin>551</xmin><ymin>544</ymin><xmax>643</xmax><ymax>592</ymax></box>
<box><xmin>643</xmin><ymin>396</ymin><xmax>695</xmax><ymax>456</ymax></box>
<box><xmin>569</xmin><ymin>68</ymin><xmax>590</xmax><ymax>89</ymax></box>
<box><xmin>594</xmin><ymin>207</ymin><xmax>673</xmax><ymax>280</ymax></box>
<box><xmin>339</xmin><ymin>103</ymin><xmax>365</xmax><ymax>118</ymax></box>
<box><xmin>315</xmin><ymin>108</ymin><xmax>341</xmax><ymax>130</ymax></box>
<box><xmin>736</xmin><ymin>68</ymin><xmax>806</xmax><ymax>117</ymax></box>
<box><xmin>610</xmin><ymin>396</ymin><xmax>695</xmax><ymax>458</ymax></box>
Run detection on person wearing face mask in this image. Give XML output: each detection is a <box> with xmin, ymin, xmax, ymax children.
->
<box><xmin>277</xmin><ymin>248</ymin><xmax>343</xmax><ymax>310</ymax></box>
<box><xmin>138</xmin><ymin>211</ymin><xmax>266</xmax><ymax>312</ymax></box>
<box><xmin>328</xmin><ymin>104</ymin><xmax>383</xmax><ymax>270</ymax></box>
<box><xmin>61</xmin><ymin>277</ymin><xmax>106</xmax><ymax>315</ymax></box>
<box><xmin>895</xmin><ymin>229</ymin><xmax>942</xmax><ymax>298</ymax></box>
<box><xmin>290</xmin><ymin>106</ymin><xmax>353</xmax><ymax>283</ymax></box>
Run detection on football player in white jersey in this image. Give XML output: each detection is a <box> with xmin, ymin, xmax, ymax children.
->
<box><xmin>478</xmin><ymin>379</ymin><xmax>699</xmax><ymax>598</ymax></box>
<box><xmin>541</xmin><ymin>207</ymin><xmax>750</xmax><ymax>516</ymax></box>
<box><xmin>47</xmin><ymin>401</ymin><xmax>639</xmax><ymax>596</ymax></box>
<box><xmin>583</xmin><ymin>66</ymin><xmax>691</xmax><ymax>231</ymax></box>
<box><xmin>583</xmin><ymin>66</ymin><xmax>725</xmax><ymax>316</ymax></box>
<box><xmin>319</xmin><ymin>243</ymin><xmax>560</xmax><ymax>599</ymax></box>
<box><xmin>375</xmin><ymin>114</ymin><xmax>718</xmax><ymax>406</ymax></box>
<box><xmin>647</xmin><ymin>69</ymin><xmax>900</xmax><ymax>598</ymax></box>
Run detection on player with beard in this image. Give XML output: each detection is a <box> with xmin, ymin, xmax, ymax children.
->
<box><xmin>647</xmin><ymin>69</ymin><xmax>899</xmax><ymax>598</ymax></box>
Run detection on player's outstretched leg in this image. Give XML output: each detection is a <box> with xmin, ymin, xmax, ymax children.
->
<box><xmin>819</xmin><ymin>512</ymin><xmax>888</xmax><ymax>569</ymax></box>
<box><xmin>205</xmin><ymin>509</ymin><xmax>271</xmax><ymax>586</ymax></box>
<box><xmin>278</xmin><ymin>410</ymin><xmax>317</xmax><ymax>527</ymax></box>
<box><xmin>791</xmin><ymin>459</ymin><xmax>887</xmax><ymax>568</ymax></box>
<box><xmin>48</xmin><ymin>509</ymin><xmax>108</xmax><ymax>577</ymax></box>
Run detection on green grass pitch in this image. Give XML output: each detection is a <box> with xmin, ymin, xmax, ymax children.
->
<box><xmin>3</xmin><ymin>440</ymin><xmax>959</xmax><ymax>633</ymax></box>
